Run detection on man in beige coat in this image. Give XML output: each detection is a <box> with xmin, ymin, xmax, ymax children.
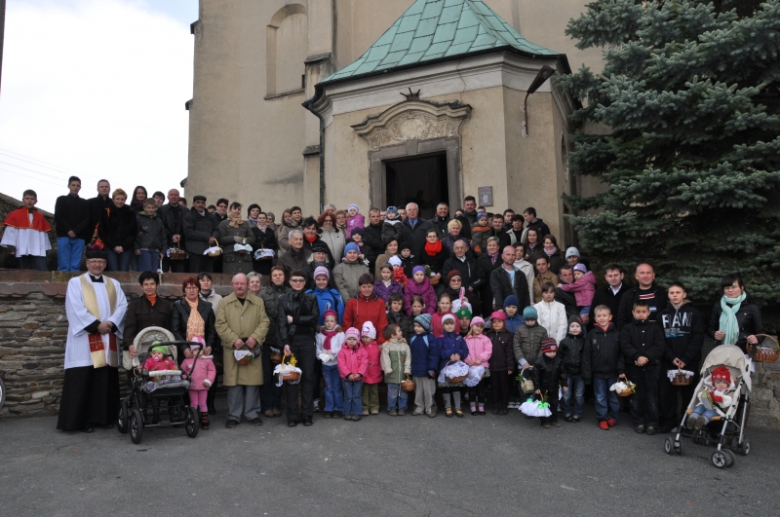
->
<box><xmin>216</xmin><ymin>273</ymin><xmax>270</xmax><ymax>428</ymax></box>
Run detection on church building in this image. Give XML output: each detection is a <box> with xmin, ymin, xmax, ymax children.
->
<box><xmin>185</xmin><ymin>0</ymin><xmax>604</xmax><ymax>241</ymax></box>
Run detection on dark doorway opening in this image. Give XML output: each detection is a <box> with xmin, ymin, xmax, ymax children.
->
<box><xmin>385</xmin><ymin>153</ymin><xmax>448</xmax><ymax>219</ymax></box>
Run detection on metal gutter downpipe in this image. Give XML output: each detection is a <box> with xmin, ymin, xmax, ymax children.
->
<box><xmin>302</xmin><ymin>99</ymin><xmax>325</xmax><ymax>213</ymax></box>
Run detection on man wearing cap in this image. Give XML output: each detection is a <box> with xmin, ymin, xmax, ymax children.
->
<box><xmin>490</xmin><ymin>245</ymin><xmax>531</xmax><ymax>312</ymax></box>
<box><xmin>183</xmin><ymin>195</ymin><xmax>218</xmax><ymax>273</ymax></box>
<box><xmin>57</xmin><ymin>250</ymin><xmax>128</xmax><ymax>432</ymax></box>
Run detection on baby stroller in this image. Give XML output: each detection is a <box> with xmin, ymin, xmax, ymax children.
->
<box><xmin>117</xmin><ymin>338</ymin><xmax>199</xmax><ymax>444</ymax></box>
<box><xmin>663</xmin><ymin>345</ymin><xmax>751</xmax><ymax>468</ymax></box>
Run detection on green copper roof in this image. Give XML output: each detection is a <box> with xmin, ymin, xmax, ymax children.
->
<box><xmin>322</xmin><ymin>0</ymin><xmax>562</xmax><ymax>84</ymax></box>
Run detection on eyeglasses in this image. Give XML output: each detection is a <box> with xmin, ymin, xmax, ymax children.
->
<box><xmin>290</xmin><ymin>278</ymin><xmax>305</xmax><ymax>283</ymax></box>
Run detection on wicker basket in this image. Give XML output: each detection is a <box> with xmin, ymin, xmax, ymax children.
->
<box><xmin>169</xmin><ymin>249</ymin><xmax>187</xmax><ymax>260</ymax></box>
<box><xmin>236</xmin><ymin>354</ymin><xmax>252</xmax><ymax>366</ymax></box>
<box><xmin>279</xmin><ymin>354</ymin><xmax>301</xmax><ymax>382</ymax></box>
<box><xmin>748</xmin><ymin>334</ymin><xmax>779</xmax><ymax>363</ymax></box>
<box><xmin>517</xmin><ymin>369</ymin><xmax>535</xmax><ymax>395</ymax></box>
<box><xmin>207</xmin><ymin>247</ymin><xmax>222</xmax><ymax>257</ymax></box>
<box><xmin>671</xmin><ymin>369</ymin><xmax>694</xmax><ymax>386</ymax></box>
<box><xmin>401</xmin><ymin>376</ymin><xmax>416</xmax><ymax>393</ymax></box>
<box><xmin>616</xmin><ymin>380</ymin><xmax>636</xmax><ymax>398</ymax></box>
<box><xmin>444</xmin><ymin>361</ymin><xmax>468</xmax><ymax>384</ymax></box>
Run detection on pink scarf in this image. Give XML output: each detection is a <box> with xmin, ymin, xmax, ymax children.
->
<box><xmin>321</xmin><ymin>328</ymin><xmax>339</xmax><ymax>351</ymax></box>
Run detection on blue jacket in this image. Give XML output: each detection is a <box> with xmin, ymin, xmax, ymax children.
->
<box><xmin>306</xmin><ymin>287</ymin><xmax>345</xmax><ymax>326</ymax></box>
<box><xmin>505</xmin><ymin>312</ymin><xmax>524</xmax><ymax>334</ymax></box>
<box><xmin>437</xmin><ymin>331</ymin><xmax>470</xmax><ymax>370</ymax></box>
<box><xmin>409</xmin><ymin>332</ymin><xmax>439</xmax><ymax>377</ymax></box>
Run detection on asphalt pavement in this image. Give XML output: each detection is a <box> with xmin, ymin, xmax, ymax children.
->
<box><xmin>1</xmin><ymin>399</ymin><xmax>778</xmax><ymax>517</ymax></box>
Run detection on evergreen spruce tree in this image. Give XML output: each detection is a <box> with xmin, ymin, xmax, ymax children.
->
<box><xmin>558</xmin><ymin>0</ymin><xmax>780</xmax><ymax>320</ymax></box>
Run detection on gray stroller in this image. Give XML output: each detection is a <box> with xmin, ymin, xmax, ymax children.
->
<box><xmin>663</xmin><ymin>345</ymin><xmax>751</xmax><ymax>468</ymax></box>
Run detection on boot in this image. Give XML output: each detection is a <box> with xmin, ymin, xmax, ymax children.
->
<box><xmin>207</xmin><ymin>385</ymin><xmax>217</xmax><ymax>415</ymax></box>
<box><xmin>200</xmin><ymin>411</ymin><xmax>210</xmax><ymax>430</ymax></box>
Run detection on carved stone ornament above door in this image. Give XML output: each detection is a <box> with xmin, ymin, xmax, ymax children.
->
<box><xmin>352</xmin><ymin>99</ymin><xmax>472</xmax><ymax>151</ymax></box>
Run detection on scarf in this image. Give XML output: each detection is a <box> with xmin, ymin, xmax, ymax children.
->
<box><xmin>306</xmin><ymin>235</ymin><xmax>317</xmax><ymax>244</ymax></box>
<box><xmin>257</xmin><ymin>223</ymin><xmax>268</xmax><ymax>232</ymax></box>
<box><xmin>544</xmin><ymin>246</ymin><xmax>558</xmax><ymax>257</ymax></box>
<box><xmin>424</xmin><ymin>239</ymin><xmax>443</xmax><ymax>256</ymax></box>
<box><xmin>186</xmin><ymin>297</ymin><xmax>205</xmax><ymax>341</ymax></box>
<box><xmin>321</xmin><ymin>327</ymin><xmax>339</xmax><ymax>351</ymax></box>
<box><xmin>146</xmin><ymin>294</ymin><xmax>157</xmax><ymax>306</ymax></box>
<box><xmin>228</xmin><ymin>214</ymin><xmax>243</xmax><ymax>228</ymax></box>
<box><xmin>489</xmin><ymin>251</ymin><xmax>498</xmax><ymax>265</ymax></box>
<box><xmin>719</xmin><ymin>292</ymin><xmax>746</xmax><ymax>345</ymax></box>
<box><xmin>248</xmin><ymin>216</ymin><xmax>257</xmax><ymax>227</ymax></box>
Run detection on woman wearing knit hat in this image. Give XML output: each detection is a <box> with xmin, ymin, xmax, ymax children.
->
<box><xmin>409</xmin><ymin>314</ymin><xmax>439</xmax><ymax>417</ymax></box>
<box><xmin>333</xmin><ymin>242</ymin><xmax>370</xmax><ymax>303</ymax></box>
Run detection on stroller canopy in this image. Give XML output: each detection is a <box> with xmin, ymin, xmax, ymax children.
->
<box><xmin>700</xmin><ymin>345</ymin><xmax>751</xmax><ymax>393</ymax></box>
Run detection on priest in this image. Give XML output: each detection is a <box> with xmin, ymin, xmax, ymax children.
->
<box><xmin>57</xmin><ymin>250</ymin><xmax>128</xmax><ymax>432</ymax></box>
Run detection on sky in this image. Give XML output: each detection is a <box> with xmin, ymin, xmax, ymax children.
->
<box><xmin>0</xmin><ymin>0</ymin><xmax>198</xmax><ymax>211</ymax></box>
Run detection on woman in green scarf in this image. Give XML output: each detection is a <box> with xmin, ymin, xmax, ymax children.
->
<box><xmin>707</xmin><ymin>274</ymin><xmax>764</xmax><ymax>355</ymax></box>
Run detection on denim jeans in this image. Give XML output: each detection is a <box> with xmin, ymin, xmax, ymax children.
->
<box><xmin>387</xmin><ymin>383</ymin><xmax>408</xmax><ymax>410</ymax></box>
<box><xmin>342</xmin><ymin>379</ymin><xmax>363</xmax><ymax>416</ymax></box>
<box><xmin>136</xmin><ymin>250</ymin><xmax>160</xmax><ymax>272</ymax></box>
<box><xmin>106</xmin><ymin>250</ymin><xmax>131</xmax><ymax>271</ymax></box>
<box><xmin>56</xmin><ymin>237</ymin><xmax>84</xmax><ymax>271</ymax></box>
<box><xmin>593</xmin><ymin>377</ymin><xmax>620</xmax><ymax>422</ymax></box>
<box><xmin>692</xmin><ymin>404</ymin><xmax>719</xmax><ymax>421</ymax></box>
<box><xmin>322</xmin><ymin>364</ymin><xmax>343</xmax><ymax>412</ymax></box>
<box><xmin>562</xmin><ymin>375</ymin><xmax>585</xmax><ymax>418</ymax></box>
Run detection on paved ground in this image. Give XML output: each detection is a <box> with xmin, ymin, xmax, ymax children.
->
<box><xmin>1</xmin><ymin>399</ymin><xmax>778</xmax><ymax>517</ymax></box>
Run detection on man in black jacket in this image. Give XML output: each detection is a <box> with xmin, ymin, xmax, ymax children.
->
<box><xmin>278</xmin><ymin>270</ymin><xmax>320</xmax><ymax>427</ymax></box>
<box><xmin>490</xmin><ymin>245</ymin><xmax>530</xmax><ymax>311</ymax></box>
<box><xmin>403</xmin><ymin>203</ymin><xmax>435</xmax><ymax>256</ymax></box>
<box><xmin>442</xmin><ymin>238</ymin><xmax>483</xmax><ymax>292</ymax></box>
<box><xmin>183</xmin><ymin>195</ymin><xmax>218</xmax><ymax>273</ymax></box>
<box><xmin>616</xmin><ymin>263</ymin><xmax>667</xmax><ymax>328</ymax></box>
<box><xmin>430</xmin><ymin>203</ymin><xmax>451</xmax><ymax>239</ymax></box>
<box><xmin>657</xmin><ymin>283</ymin><xmax>705</xmax><ymax>433</ymax></box>
<box><xmin>522</xmin><ymin>207</ymin><xmax>551</xmax><ymax>239</ymax></box>
<box><xmin>362</xmin><ymin>208</ymin><xmax>384</xmax><ymax>269</ymax></box>
<box><xmin>483</xmin><ymin>214</ymin><xmax>510</xmax><ymax>252</ymax></box>
<box><xmin>55</xmin><ymin>176</ymin><xmax>90</xmax><ymax>271</ymax></box>
<box><xmin>157</xmin><ymin>189</ymin><xmax>185</xmax><ymax>272</ymax></box>
<box><xmin>462</xmin><ymin>195</ymin><xmax>478</xmax><ymax>235</ymax></box>
<box><xmin>588</xmin><ymin>264</ymin><xmax>630</xmax><ymax>330</ymax></box>
<box><xmin>87</xmin><ymin>179</ymin><xmax>113</xmax><ymax>243</ymax></box>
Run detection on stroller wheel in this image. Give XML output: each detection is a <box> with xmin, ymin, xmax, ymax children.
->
<box><xmin>664</xmin><ymin>438</ymin><xmax>674</xmax><ymax>455</ymax></box>
<box><xmin>185</xmin><ymin>406</ymin><xmax>199</xmax><ymax>438</ymax></box>
<box><xmin>130</xmin><ymin>409</ymin><xmax>144</xmax><ymax>445</ymax></box>
<box><xmin>740</xmin><ymin>439</ymin><xmax>750</xmax><ymax>456</ymax></box>
<box><xmin>117</xmin><ymin>401</ymin><xmax>129</xmax><ymax>434</ymax></box>
<box><xmin>711</xmin><ymin>449</ymin><xmax>735</xmax><ymax>469</ymax></box>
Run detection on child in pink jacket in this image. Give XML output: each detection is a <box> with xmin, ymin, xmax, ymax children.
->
<box><xmin>180</xmin><ymin>338</ymin><xmax>217</xmax><ymax>430</ymax></box>
<box><xmin>559</xmin><ymin>264</ymin><xmax>597</xmax><ymax>324</ymax></box>
<box><xmin>464</xmin><ymin>317</ymin><xmax>493</xmax><ymax>415</ymax></box>
<box><xmin>338</xmin><ymin>327</ymin><xmax>368</xmax><ymax>421</ymax></box>
<box><xmin>360</xmin><ymin>321</ymin><xmax>383</xmax><ymax>415</ymax></box>
<box><xmin>346</xmin><ymin>204</ymin><xmax>365</xmax><ymax>234</ymax></box>
<box><xmin>405</xmin><ymin>266</ymin><xmax>436</xmax><ymax>316</ymax></box>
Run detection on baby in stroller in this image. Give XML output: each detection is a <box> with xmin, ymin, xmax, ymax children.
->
<box><xmin>142</xmin><ymin>343</ymin><xmax>181</xmax><ymax>423</ymax></box>
<box><xmin>687</xmin><ymin>365</ymin><xmax>734</xmax><ymax>431</ymax></box>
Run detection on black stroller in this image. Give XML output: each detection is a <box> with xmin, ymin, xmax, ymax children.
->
<box><xmin>117</xmin><ymin>340</ymin><xmax>199</xmax><ymax>444</ymax></box>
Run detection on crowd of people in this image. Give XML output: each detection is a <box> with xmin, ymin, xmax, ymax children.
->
<box><xmin>1</xmin><ymin>179</ymin><xmax>764</xmax><ymax>434</ymax></box>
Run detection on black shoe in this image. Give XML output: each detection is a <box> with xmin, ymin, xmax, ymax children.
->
<box><xmin>657</xmin><ymin>425</ymin><xmax>673</xmax><ymax>434</ymax></box>
<box><xmin>645</xmin><ymin>426</ymin><xmax>656</xmax><ymax>436</ymax></box>
<box><xmin>288</xmin><ymin>420</ymin><xmax>298</xmax><ymax>428</ymax></box>
<box><xmin>635</xmin><ymin>425</ymin><xmax>646</xmax><ymax>434</ymax></box>
<box><xmin>313</xmin><ymin>399</ymin><xmax>321</xmax><ymax>413</ymax></box>
<box><xmin>564</xmin><ymin>415</ymin><xmax>573</xmax><ymax>422</ymax></box>
<box><xmin>225</xmin><ymin>419</ymin><xmax>239</xmax><ymax>429</ymax></box>
<box><xmin>352</xmin><ymin>415</ymin><xmax>361</xmax><ymax>422</ymax></box>
<box><xmin>323</xmin><ymin>411</ymin><xmax>333</xmax><ymax>419</ymax></box>
<box><xmin>249</xmin><ymin>417</ymin><xmax>263</xmax><ymax>426</ymax></box>
<box><xmin>333</xmin><ymin>411</ymin><xmax>343</xmax><ymax>419</ymax></box>
<box><xmin>81</xmin><ymin>426</ymin><xmax>95</xmax><ymax>433</ymax></box>
<box><xmin>208</xmin><ymin>406</ymin><xmax>217</xmax><ymax>416</ymax></box>
<box><xmin>572</xmin><ymin>416</ymin><xmax>581</xmax><ymax>423</ymax></box>
<box><xmin>303</xmin><ymin>417</ymin><xmax>313</xmax><ymax>427</ymax></box>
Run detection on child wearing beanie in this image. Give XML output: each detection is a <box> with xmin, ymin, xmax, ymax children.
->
<box><xmin>346</xmin><ymin>204</ymin><xmax>365</xmax><ymax>234</ymax></box>
<box><xmin>410</xmin><ymin>313</ymin><xmax>439</xmax><ymax>417</ymax></box>
<box><xmin>513</xmin><ymin>306</ymin><xmax>549</xmax><ymax>374</ymax></box>
<box><xmin>532</xmin><ymin>338</ymin><xmax>568</xmax><ymax>428</ymax></box>
<box><xmin>316</xmin><ymin>310</ymin><xmax>346</xmax><ymax>418</ymax></box>
<box><xmin>382</xmin><ymin>206</ymin><xmax>404</xmax><ymax>244</ymax></box>
<box><xmin>559</xmin><ymin>315</ymin><xmax>586</xmax><ymax>422</ymax></box>
<box><xmin>465</xmin><ymin>316</ymin><xmax>492</xmax><ymax>415</ymax></box>
<box><xmin>306</xmin><ymin>266</ymin><xmax>345</xmax><ymax>326</ymax></box>
<box><xmin>502</xmin><ymin>295</ymin><xmax>525</xmax><ymax>334</ymax></box>
<box><xmin>486</xmin><ymin>311</ymin><xmax>515</xmax><ymax>414</ymax></box>
<box><xmin>687</xmin><ymin>366</ymin><xmax>735</xmax><ymax>430</ymax></box>
<box><xmin>437</xmin><ymin>313</ymin><xmax>470</xmax><ymax>418</ymax></box>
<box><xmin>360</xmin><ymin>321</ymin><xmax>382</xmax><ymax>415</ymax></box>
<box><xmin>405</xmin><ymin>265</ymin><xmax>436</xmax><ymax>316</ymax></box>
<box><xmin>338</xmin><ymin>327</ymin><xmax>368</xmax><ymax>421</ymax></box>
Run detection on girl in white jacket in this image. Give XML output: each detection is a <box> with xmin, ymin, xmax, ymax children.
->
<box><xmin>534</xmin><ymin>282</ymin><xmax>568</xmax><ymax>344</ymax></box>
<box><xmin>316</xmin><ymin>309</ymin><xmax>346</xmax><ymax>418</ymax></box>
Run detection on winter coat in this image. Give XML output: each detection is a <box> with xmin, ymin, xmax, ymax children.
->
<box><xmin>306</xmin><ymin>286</ymin><xmax>345</xmax><ymax>326</ymax></box>
<box><xmin>582</xmin><ymin>323</ymin><xmax>625</xmax><ymax>383</ymax></box>
<box><xmin>469</xmin><ymin>225</ymin><xmax>491</xmax><ymax>255</ymax></box>
<box><xmin>277</xmin><ymin>217</ymin><xmax>301</xmax><ymax>251</ymax></box>
<box><xmin>346</xmin><ymin>213</ymin><xmax>365</xmax><ymax>234</ymax></box>
<box><xmin>559</xmin><ymin>333</ymin><xmax>586</xmax><ymax>376</ymax></box>
<box><xmin>362</xmin><ymin>340</ymin><xmax>383</xmax><ymax>384</ymax></box>
<box><xmin>505</xmin><ymin>313</ymin><xmax>524</xmax><ymax>335</ymax></box>
<box><xmin>215</xmin><ymin>293</ymin><xmax>270</xmax><ymax>386</ymax></box>
<box><xmin>534</xmin><ymin>300</ymin><xmax>568</xmax><ymax>344</ymax></box>
<box><xmin>180</xmin><ymin>355</ymin><xmax>217</xmax><ymax>391</ymax></box>
<box><xmin>410</xmin><ymin>332</ymin><xmax>439</xmax><ymax>377</ymax></box>
<box><xmin>707</xmin><ymin>296</ymin><xmax>764</xmax><ymax>354</ymax></box>
<box><xmin>464</xmin><ymin>333</ymin><xmax>493</xmax><ymax>369</ymax></box>
<box><xmin>362</xmin><ymin>222</ymin><xmax>384</xmax><ymax>268</ymax></box>
<box><xmin>144</xmin><ymin>356</ymin><xmax>177</xmax><ymax>372</ymax></box>
<box><xmin>490</xmin><ymin>266</ymin><xmax>531</xmax><ymax>312</ymax></box>
<box><xmin>134</xmin><ymin>212</ymin><xmax>167</xmax><ymax>252</ymax></box>
<box><xmin>182</xmin><ymin>208</ymin><xmax>217</xmax><ymax>255</ymax></box>
<box><xmin>55</xmin><ymin>194</ymin><xmax>90</xmax><ymax>240</ymax></box>
<box><xmin>258</xmin><ymin>284</ymin><xmax>292</xmax><ymax>348</ymax></box>
<box><xmin>319</xmin><ymin>226</ymin><xmax>346</xmax><ymax>262</ymax></box>
<box><xmin>588</xmin><ymin>283</ymin><xmax>630</xmax><ymax>330</ymax></box>
<box><xmin>303</xmin><ymin>236</ymin><xmax>336</xmax><ymax>268</ymax></box>
<box><xmin>170</xmin><ymin>298</ymin><xmax>218</xmax><ymax>351</ymax></box>
<box><xmin>620</xmin><ymin>318</ymin><xmax>666</xmax><ymax>369</ymax></box>
<box><xmin>338</xmin><ymin>343</ymin><xmax>369</xmax><ymax>380</ymax></box>
<box><xmin>659</xmin><ymin>302</ymin><xmax>705</xmax><ymax>368</ymax></box>
<box><xmin>431</xmin><ymin>310</ymin><xmax>457</xmax><ymax>338</ymax></box>
<box><xmin>404</xmin><ymin>279</ymin><xmax>434</xmax><ymax>316</ymax></box>
<box><xmin>315</xmin><ymin>328</ymin><xmax>345</xmax><ymax>367</ymax></box>
<box><xmin>513</xmin><ymin>323</ymin><xmax>549</xmax><ymax>368</ymax></box>
<box><xmin>123</xmin><ymin>296</ymin><xmax>174</xmax><ymax>349</ymax></box>
<box><xmin>485</xmin><ymin>329</ymin><xmax>515</xmax><ymax>372</ymax></box>
<box><xmin>437</xmin><ymin>331</ymin><xmax>470</xmax><ymax>370</ymax></box>
<box><xmin>381</xmin><ymin>338</ymin><xmax>412</xmax><ymax>384</ymax></box>
<box><xmin>277</xmin><ymin>290</ymin><xmax>320</xmax><ymax>344</ymax></box>
<box><xmin>374</xmin><ymin>252</ymin><xmax>397</xmax><ymax>279</ymax></box>
<box><xmin>697</xmin><ymin>374</ymin><xmax>735</xmax><ymax>417</ymax></box>
<box><xmin>513</xmin><ymin>258</ymin><xmax>535</xmax><ymax>303</ymax></box>
<box><xmin>418</xmin><ymin>245</ymin><xmax>450</xmax><ymax>275</ymax></box>
<box><xmin>156</xmin><ymin>202</ymin><xmax>185</xmax><ymax>248</ymax></box>
<box><xmin>616</xmin><ymin>283</ymin><xmax>668</xmax><ymax>328</ymax></box>
<box><xmin>278</xmin><ymin>247</ymin><xmax>312</xmax><ymax>275</ymax></box>
<box><xmin>532</xmin><ymin>353</ymin><xmax>567</xmax><ymax>394</ymax></box>
<box><xmin>403</xmin><ymin>218</ymin><xmax>435</xmax><ymax>256</ymax></box>
<box><xmin>560</xmin><ymin>271</ymin><xmax>597</xmax><ymax>308</ymax></box>
<box><xmin>343</xmin><ymin>293</ymin><xmax>389</xmax><ymax>344</ymax></box>
<box><xmin>373</xmin><ymin>280</ymin><xmax>403</xmax><ymax>303</ymax></box>
<box><xmin>98</xmin><ymin>204</ymin><xmax>138</xmax><ymax>251</ymax></box>
<box><xmin>381</xmin><ymin>219</ymin><xmax>404</xmax><ymax>244</ymax></box>
<box><xmin>199</xmin><ymin>291</ymin><xmax>222</xmax><ymax>318</ymax></box>
<box><xmin>217</xmin><ymin>219</ymin><xmax>255</xmax><ymax>273</ymax></box>
<box><xmin>333</xmin><ymin>260</ymin><xmax>370</xmax><ymax>304</ymax></box>
<box><xmin>532</xmin><ymin>270</ymin><xmax>559</xmax><ymax>304</ymax></box>
<box><xmin>386</xmin><ymin>310</ymin><xmax>414</xmax><ymax>342</ymax></box>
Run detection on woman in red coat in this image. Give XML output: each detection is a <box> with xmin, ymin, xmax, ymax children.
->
<box><xmin>342</xmin><ymin>273</ymin><xmax>388</xmax><ymax>343</ymax></box>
